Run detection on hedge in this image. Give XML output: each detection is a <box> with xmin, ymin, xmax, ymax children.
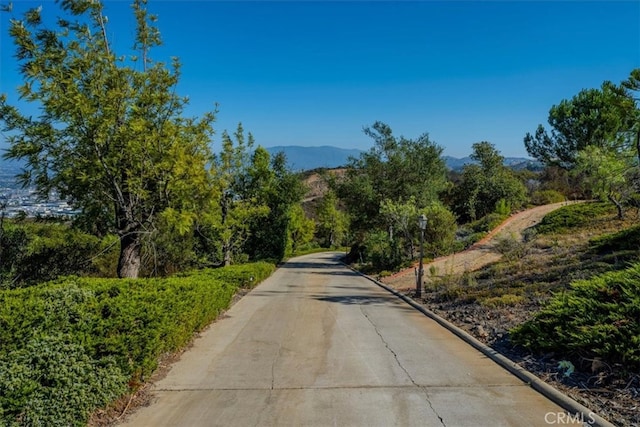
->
<box><xmin>0</xmin><ymin>262</ymin><xmax>275</xmax><ymax>426</ymax></box>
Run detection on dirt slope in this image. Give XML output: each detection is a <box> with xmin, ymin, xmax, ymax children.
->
<box><xmin>382</xmin><ymin>201</ymin><xmax>580</xmax><ymax>291</ymax></box>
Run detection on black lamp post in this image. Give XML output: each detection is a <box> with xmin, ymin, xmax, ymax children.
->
<box><xmin>416</xmin><ymin>214</ymin><xmax>427</xmax><ymax>299</ymax></box>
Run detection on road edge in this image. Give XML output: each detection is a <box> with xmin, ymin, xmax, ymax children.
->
<box><xmin>343</xmin><ymin>261</ymin><xmax>616</xmax><ymax>427</ymax></box>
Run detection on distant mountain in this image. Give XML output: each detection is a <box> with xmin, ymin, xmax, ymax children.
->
<box><xmin>442</xmin><ymin>156</ymin><xmax>475</xmax><ymax>171</ymax></box>
<box><xmin>265</xmin><ymin>146</ymin><xmax>362</xmax><ymax>171</ymax></box>
<box><xmin>264</xmin><ymin>146</ymin><xmax>541</xmax><ymax>172</ymax></box>
<box><xmin>443</xmin><ymin>155</ymin><xmax>543</xmax><ymax>172</ymax></box>
<box><xmin>0</xmin><ymin>148</ymin><xmax>542</xmax><ymax>179</ymax></box>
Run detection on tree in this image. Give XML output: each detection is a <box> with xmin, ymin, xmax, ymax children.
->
<box><xmin>575</xmin><ymin>146</ymin><xmax>634</xmax><ymax>219</ymax></box>
<box><xmin>453</xmin><ymin>142</ymin><xmax>527</xmax><ymax>221</ymax></box>
<box><xmin>0</xmin><ymin>0</ymin><xmax>215</xmax><ymax>277</ymax></box>
<box><xmin>379</xmin><ymin>197</ymin><xmax>420</xmax><ymax>262</ymax></box>
<box><xmin>524</xmin><ymin>81</ymin><xmax>636</xmax><ymax>169</ymax></box>
<box><xmin>315</xmin><ymin>190</ymin><xmax>349</xmax><ymax>248</ymax></box>
<box><xmin>286</xmin><ymin>204</ymin><xmax>315</xmax><ymax>256</ymax></box>
<box><xmin>337</xmin><ymin>122</ymin><xmax>448</xmax><ymax>234</ymax></box>
<box><xmin>205</xmin><ymin>124</ymin><xmax>269</xmax><ymax>266</ymax></box>
<box><xmin>244</xmin><ymin>149</ymin><xmax>307</xmax><ymax>261</ymax></box>
<box><xmin>621</xmin><ymin>69</ymin><xmax>640</xmax><ymax>165</ymax></box>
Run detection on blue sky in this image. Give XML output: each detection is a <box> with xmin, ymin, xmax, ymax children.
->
<box><xmin>1</xmin><ymin>1</ymin><xmax>639</xmax><ymax>158</ymax></box>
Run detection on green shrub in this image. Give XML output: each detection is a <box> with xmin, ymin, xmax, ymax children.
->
<box><xmin>0</xmin><ymin>221</ymin><xmax>117</xmax><ymax>287</ymax></box>
<box><xmin>469</xmin><ymin>212</ymin><xmax>508</xmax><ymax>235</ymax></box>
<box><xmin>530</xmin><ymin>190</ymin><xmax>566</xmax><ymax>206</ymax></box>
<box><xmin>511</xmin><ymin>263</ymin><xmax>640</xmax><ymax>371</ymax></box>
<box><xmin>535</xmin><ymin>202</ymin><xmax>611</xmax><ymax>234</ymax></box>
<box><xmin>0</xmin><ymin>335</ymin><xmax>127</xmax><ymax>427</ymax></box>
<box><xmin>0</xmin><ymin>261</ymin><xmax>275</xmax><ymax>426</ymax></box>
<box><xmin>589</xmin><ymin>224</ymin><xmax>640</xmax><ymax>253</ymax></box>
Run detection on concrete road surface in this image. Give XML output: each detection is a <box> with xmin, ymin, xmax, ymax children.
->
<box><xmin>121</xmin><ymin>252</ymin><xmax>582</xmax><ymax>427</ymax></box>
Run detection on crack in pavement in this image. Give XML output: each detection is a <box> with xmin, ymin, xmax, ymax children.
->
<box><xmin>360</xmin><ymin>304</ymin><xmax>447</xmax><ymax>427</ymax></box>
<box><xmin>271</xmin><ymin>341</ymin><xmax>283</xmax><ymax>391</ymax></box>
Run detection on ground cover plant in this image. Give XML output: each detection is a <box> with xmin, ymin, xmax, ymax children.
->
<box><xmin>0</xmin><ymin>262</ymin><xmax>275</xmax><ymax>426</ymax></box>
<box><xmin>423</xmin><ymin>202</ymin><xmax>640</xmax><ymax>426</ymax></box>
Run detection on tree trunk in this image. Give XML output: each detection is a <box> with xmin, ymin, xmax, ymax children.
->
<box><xmin>117</xmin><ymin>232</ymin><xmax>142</xmax><ymax>278</ymax></box>
<box><xmin>223</xmin><ymin>241</ymin><xmax>232</xmax><ymax>267</ymax></box>
<box><xmin>608</xmin><ymin>194</ymin><xmax>625</xmax><ymax>220</ymax></box>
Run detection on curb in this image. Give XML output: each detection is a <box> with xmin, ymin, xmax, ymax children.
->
<box><xmin>343</xmin><ymin>261</ymin><xmax>616</xmax><ymax>427</ymax></box>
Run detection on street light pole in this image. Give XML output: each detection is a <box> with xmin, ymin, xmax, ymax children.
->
<box><xmin>417</xmin><ymin>214</ymin><xmax>427</xmax><ymax>299</ymax></box>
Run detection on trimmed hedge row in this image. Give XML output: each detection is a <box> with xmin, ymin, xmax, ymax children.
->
<box><xmin>0</xmin><ymin>262</ymin><xmax>275</xmax><ymax>426</ymax></box>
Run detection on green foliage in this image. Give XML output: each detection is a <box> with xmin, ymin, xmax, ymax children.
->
<box><xmin>494</xmin><ymin>233</ymin><xmax>530</xmax><ymax>261</ymax></box>
<box><xmin>337</xmin><ymin>121</ymin><xmax>448</xmax><ymax>234</ymax></box>
<box><xmin>0</xmin><ymin>261</ymin><xmax>275</xmax><ymax>425</ymax></box>
<box><xmin>524</xmin><ymin>79</ymin><xmax>638</xmax><ymax>168</ymax></box>
<box><xmin>360</xmin><ymin>230</ymin><xmax>404</xmax><ymax>272</ymax></box>
<box><xmin>0</xmin><ymin>221</ymin><xmax>118</xmax><ymax>287</ymax></box>
<box><xmin>511</xmin><ymin>263</ymin><xmax>640</xmax><ymax>370</ymax></box>
<box><xmin>0</xmin><ymin>0</ymin><xmax>216</xmax><ymax>277</ymax></box>
<box><xmin>494</xmin><ymin>199</ymin><xmax>511</xmax><ymax>217</ymax></box>
<box><xmin>422</xmin><ymin>201</ymin><xmax>457</xmax><ymax>257</ymax></box>
<box><xmin>530</xmin><ymin>189</ymin><xmax>566</xmax><ymax>205</ymax></box>
<box><xmin>286</xmin><ymin>204</ymin><xmax>315</xmax><ymax>257</ymax></box>
<box><xmin>574</xmin><ymin>145</ymin><xmax>635</xmax><ymax>219</ymax></box>
<box><xmin>245</xmin><ymin>151</ymin><xmax>307</xmax><ymax>262</ymax></box>
<box><xmin>0</xmin><ymin>335</ymin><xmax>127</xmax><ymax>427</ymax></box>
<box><xmin>315</xmin><ymin>190</ymin><xmax>349</xmax><ymax>248</ymax></box>
<box><xmin>452</xmin><ymin>142</ymin><xmax>527</xmax><ymax>222</ymax></box>
<box><xmin>589</xmin><ymin>224</ymin><xmax>640</xmax><ymax>253</ymax></box>
<box><xmin>535</xmin><ymin>202</ymin><xmax>612</xmax><ymax>234</ymax></box>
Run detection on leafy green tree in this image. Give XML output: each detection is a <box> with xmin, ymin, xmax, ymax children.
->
<box><xmin>422</xmin><ymin>201</ymin><xmax>457</xmax><ymax>257</ymax></box>
<box><xmin>379</xmin><ymin>197</ymin><xmax>420</xmax><ymax>263</ymax></box>
<box><xmin>0</xmin><ymin>0</ymin><xmax>215</xmax><ymax>278</ymax></box>
<box><xmin>286</xmin><ymin>204</ymin><xmax>315</xmax><ymax>256</ymax></box>
<box><xmin>524</xmin><ymin>81</ymin><xmax>637</xmax><ymax>168</ymax></box>
<box><xmin>621</xmin><ymin>68</ymin><xmax>640</xmax><ymax>165</ymax></box>
<box><xmin>453</xmin><ymin>142</ymin><xmax>527</xmax><ymax>221</ymax></box>
<box><xmin>338</xmin><ymin>122</ymin><xmax>448</xmax><ymax>234</ymax></box>
<box><xmin>315</xmin><ymin>190</ymin><xmax>349</xmax><ymax>248</ymax></box>
<box><xmin>244</xmin><ymin>150</ymin><xmax>307</xmax><ymax>261</ymax></box>
<box><xmin>575</xmin><ymin>145</ymin><xmax>634</xmax><ymax>219</ymax></box>
<box><xmin>206</xmin><ymin>125</ymin><xmax>269</xmax><ymax>266</ymax></box>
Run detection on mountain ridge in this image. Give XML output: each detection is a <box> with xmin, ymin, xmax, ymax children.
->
<box><xmin>265</xmin><ymin>145</ymin><xmax>540</xmax><ymax>171</ymax></box>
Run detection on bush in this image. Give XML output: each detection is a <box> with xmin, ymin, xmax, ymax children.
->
<box><xmin>0</xmin><ymin>335</ymin><xmax>127</xmax><ymax>427</ymax></box>
<box><xmin>0</xmin><ymin>261</ymin><xmax>275</xmax><ymax>426</ymax></box>
<box><xmin>511</xmin><ymin>263</ymin><xmax>640</xmax><ymax>371</ymax></box>
<box><xmin>535</xmin><ymin>202</ymin><xmax>611</xmax><ymax>234</ymax></box>
<box><xmin>589</xmin><ymin>224</ymin><xmax>640</xmax><ymax>254</ymax></box>
<box><xmin>0</xmin><ymin>221</ymin><xmax>117</xmax><ymax>287</ymax></box>
<box><xmin>530</xmin><ymin>189</ymin><xmax>566</xmax><ymax>206</ymax></box>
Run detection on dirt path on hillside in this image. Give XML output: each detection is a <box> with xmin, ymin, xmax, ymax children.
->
<box><xmin>382</xmin><ymin>201</ymin><xmax>581</xmax><ymax>291</ymax></box>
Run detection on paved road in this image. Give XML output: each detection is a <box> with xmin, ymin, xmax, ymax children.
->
<box><xmin>121</xmin><ymin>252</ymin><xmax>579</xmax><ymax>427</ymax></box>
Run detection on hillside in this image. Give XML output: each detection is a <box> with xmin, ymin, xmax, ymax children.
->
<box><xmin>382</xmin><ymin>202</ymin><xmax>639</xmax><ymax>426</ymax></box>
